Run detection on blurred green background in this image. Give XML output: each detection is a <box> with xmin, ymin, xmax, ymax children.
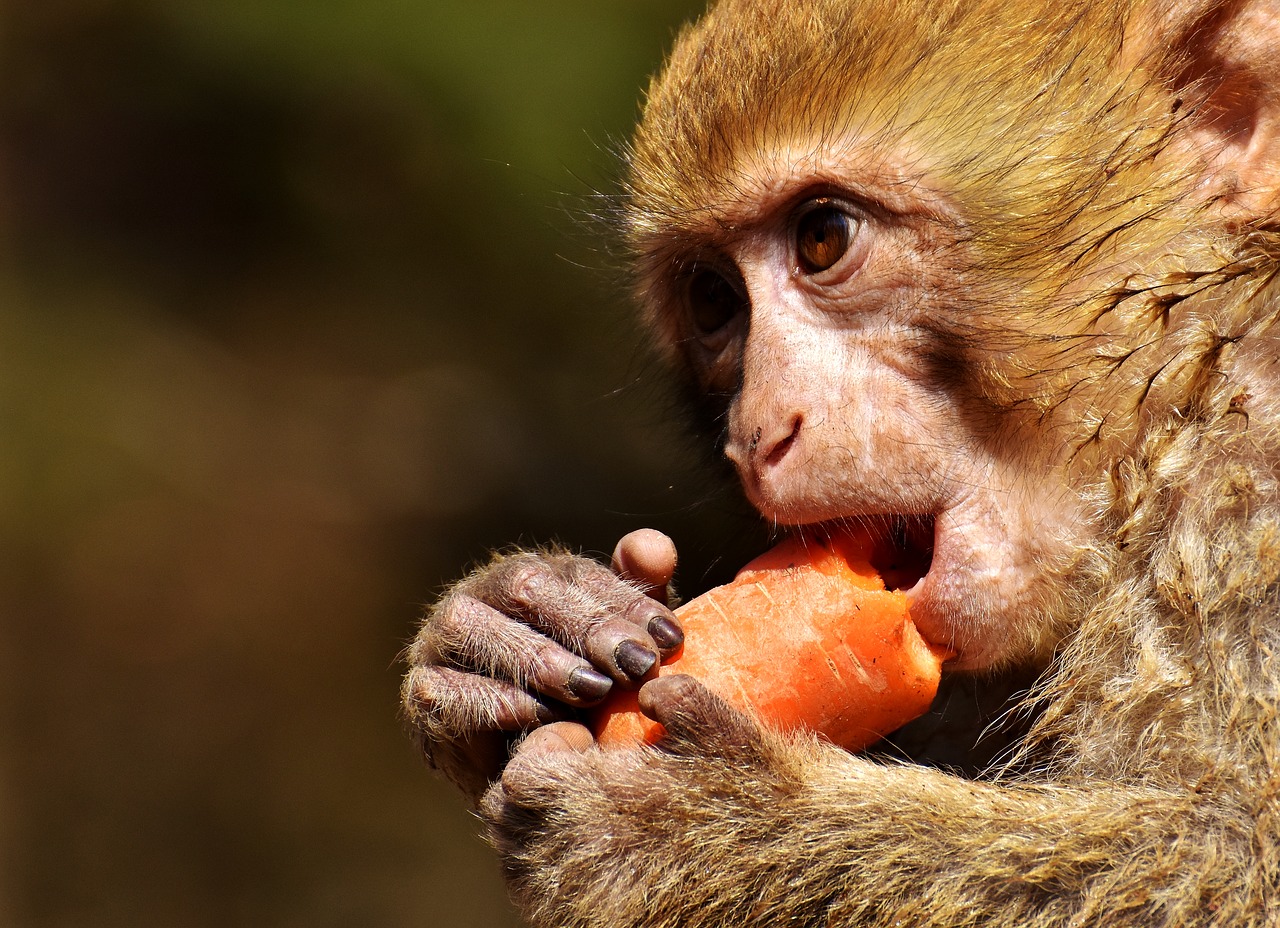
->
<box><xmin>0</xmin><ymin>2</ymin><xmax>775</xmax><ymax>926</ymax></box>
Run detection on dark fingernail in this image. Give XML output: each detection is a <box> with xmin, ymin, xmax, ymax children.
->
<box><xmin>647</xmin><ymin>614</ymin><xmax>683</xmax><ymax>650</ymax></box>
<box><xmin>615</xmin><ymin>640</ymin><xmax>658</xmax><ymax>679</ymax></box>
<box><xmin>566</xmin><ymin>667</ymin><xmax>613</xmax><ymax>701</ymax></box>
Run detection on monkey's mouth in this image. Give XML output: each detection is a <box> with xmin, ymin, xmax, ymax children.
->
<box><xmin>866</xmin><ymin>514</ymin><xmax>936</xmax><ymax>593</ymax></box>
<box><xmin>810</xmin><ymin>514</ymin><xmax>935</xmax><ymax>592</ymax></box>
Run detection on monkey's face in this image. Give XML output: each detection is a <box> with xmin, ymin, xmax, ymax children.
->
<box><xmin>634</xmin><ymin>143</ymin><xmax>1100</xmax><ymax>671</ymax></box>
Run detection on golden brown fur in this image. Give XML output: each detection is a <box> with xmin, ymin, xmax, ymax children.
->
<box><xmin>405</xmin><ymin>0</ymin><xmax>1280</xmax><ymax>924</ymax></box>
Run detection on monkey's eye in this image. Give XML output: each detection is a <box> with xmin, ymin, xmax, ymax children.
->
<box><xmin>795</xmin><ymin>201</ymin><xmax>855</xmax><ymax>274</ymax></box>
<box><xmin>684</xmin><ymin>266</ymin><xmax>747</xmax><ymax>342</ymax></box>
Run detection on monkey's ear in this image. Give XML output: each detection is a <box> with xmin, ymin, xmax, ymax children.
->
<box><xmin>1127</xmin><ymin>0</ymin><xmax>1280</xmax><ymax>217</ymax></box>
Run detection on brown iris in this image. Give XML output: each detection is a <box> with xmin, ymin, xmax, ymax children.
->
<box><xmin>796</xmin><ymin>203</ymin><xmax>853</xmax><ymax>274</ymax></box>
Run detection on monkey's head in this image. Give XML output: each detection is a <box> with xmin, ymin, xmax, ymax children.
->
<box><xmin>623</xmin><ymin>0</ymin><xmax>1280</xmax><ymax>669</ymax></box>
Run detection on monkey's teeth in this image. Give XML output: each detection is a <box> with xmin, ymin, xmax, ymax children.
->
<box><xmin>902</xmin><ymin>575</ymin><xmax>927</xmax><ymax>603</ymax></box>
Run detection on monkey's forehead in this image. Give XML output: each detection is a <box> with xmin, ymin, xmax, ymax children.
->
<box><xmin>623</xmin><ymin>135</ymin><xmax>955</xmax><ymax>257</ymax></box>
<box><xmin>623</xmin><ymin>0</ymin><xmax>1147</xmax><ymax>243</ymax></box>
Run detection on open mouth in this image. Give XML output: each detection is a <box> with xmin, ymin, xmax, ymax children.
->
<box><xmin>814</xmin><ymin>514</ymin><xmax>936</xmax><ymax>593</ymax></box>
<box><xmin>869</xmin><ymin>514</ymin><xmax>936</xmax><ymax>593</ymax></box>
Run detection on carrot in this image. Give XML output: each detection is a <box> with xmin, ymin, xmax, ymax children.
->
<box><xmin>591</xmin><ymin>530</ymin><xmax>951</xmax><ymax>751</ymax></box>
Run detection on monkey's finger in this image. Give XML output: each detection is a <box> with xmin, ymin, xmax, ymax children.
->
<box><xmin>403</xmin><ymin>664</ymin><xmax>560</xmax><ymax>738</ymax></box>
<box><xmin>484</xmin><ymin>554</ymin><xmax>680</xmax><ymax>679</ymax></box>
<box><xmin>430</xmin><ymin>595</ymin><xmax>616</xmax><ymax>706</ymax></box>
<box><xmin>638</xmin><ymin>674</ymin><xmax>768</xmax><ymax>759</ymax></box>
<box><xmin>486</xmin><ymin>723</ymin><xmax>597</xmax><ymax>828</ymax></box>
<box><xmin>573</xmin><ymin>569</ymin><xmax>684</xmax><ymax>661</ymax></box>
<box><xmin>513</xmin><ymin>721</ymin><xmax>595</xmax><ymax>758</ymax></box>
<box><xmin>487</xmin><ymin>722</ymin><xmax>605</xmax><ymax>832</ymax></box>
<box><xmin>611</xmin><ymin>528</ymin><xmax>678</xmax><ymax>601</ymax></box>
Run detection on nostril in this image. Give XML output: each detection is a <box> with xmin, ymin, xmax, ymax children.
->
<box><xmin>759</xmin><ymin>415</ymin><xmax>802</xmax><ymax>468</ymax></box>
<box><xmin>726</xmin><ymin>415</ymin><xmax>804</xmax><ymax>475</ymax></box>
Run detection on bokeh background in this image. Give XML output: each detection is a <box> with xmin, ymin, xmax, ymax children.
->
<box><xmin>0</xmin><ymin>2</ymin><xmax>778</xmax><ymax>926</ymax></box>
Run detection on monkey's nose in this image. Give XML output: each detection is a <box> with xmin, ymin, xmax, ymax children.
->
<box><xmin>726</xmin><ymin>415</ymin><xmax>802</xmax><ymax>477</ymax></box>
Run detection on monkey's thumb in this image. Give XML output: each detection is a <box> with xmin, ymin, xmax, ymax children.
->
<box><xmin>637</xmin><ymin>674</ymin><xmax>769</xmax><ymax>759</ymax></box>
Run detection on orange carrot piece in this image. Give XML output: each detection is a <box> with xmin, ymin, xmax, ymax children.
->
<box><xmin>591</xmin><ymin>530</ymin><xmax>951</xmax><ymax>751</ymax></box>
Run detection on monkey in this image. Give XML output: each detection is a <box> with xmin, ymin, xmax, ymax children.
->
<box><xmin>402</xmin><ymin>0</ymin><xmax>1280</xmax><ymax>924</ymax></box>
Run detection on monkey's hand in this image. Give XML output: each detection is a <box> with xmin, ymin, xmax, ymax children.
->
<box><xmin>401</xmin><ymin>530</ymin><xmax>684</xmax><ymax>802</ymax></box>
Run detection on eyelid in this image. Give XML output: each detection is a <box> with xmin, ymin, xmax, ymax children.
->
<box><xmin>790</xmin><ymin>196</ymin><xmax>868</xmax><ymax>283</ymax></box>
<box><xmin>791</xmin><ymin>196</ymin><xmax>860</xmax><ymax>239</ymax></box>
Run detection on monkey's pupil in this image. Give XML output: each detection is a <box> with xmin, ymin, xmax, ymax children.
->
<box><xmin>797</xmin><ymin>207</ymin><xmax>851</xmax><ymax>274</ymax></box>
<box><xmin>688</xmin><ymin>269</ymin><xmax>743</xmax><ymax>336</ymax></box>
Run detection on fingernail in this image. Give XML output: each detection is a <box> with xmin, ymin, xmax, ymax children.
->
<box><xmin>615</xmin><ymin>640</ymin><xmax>658</xmax><ymax>679</ymax></box>
<box><xmin>647</xmin><ymin>614</ymin><xmax>683</xmax><ymax>650</ymax></box>
<box><xmin>566</xmin><ymin>667</ymin><xmax>613</xmax><ymax>701</ymax></box>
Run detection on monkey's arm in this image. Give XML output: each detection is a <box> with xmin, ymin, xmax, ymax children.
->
<box><xmin>485</xmin><ymin>676</ymin><xmax>1249</xmax><ymax>928</ymax></box>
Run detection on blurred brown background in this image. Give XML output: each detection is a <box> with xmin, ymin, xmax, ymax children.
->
<box><xmin>0</xmin><ymin>2</ymin><xmax>775</xmax><ymax>926</ymax></box>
